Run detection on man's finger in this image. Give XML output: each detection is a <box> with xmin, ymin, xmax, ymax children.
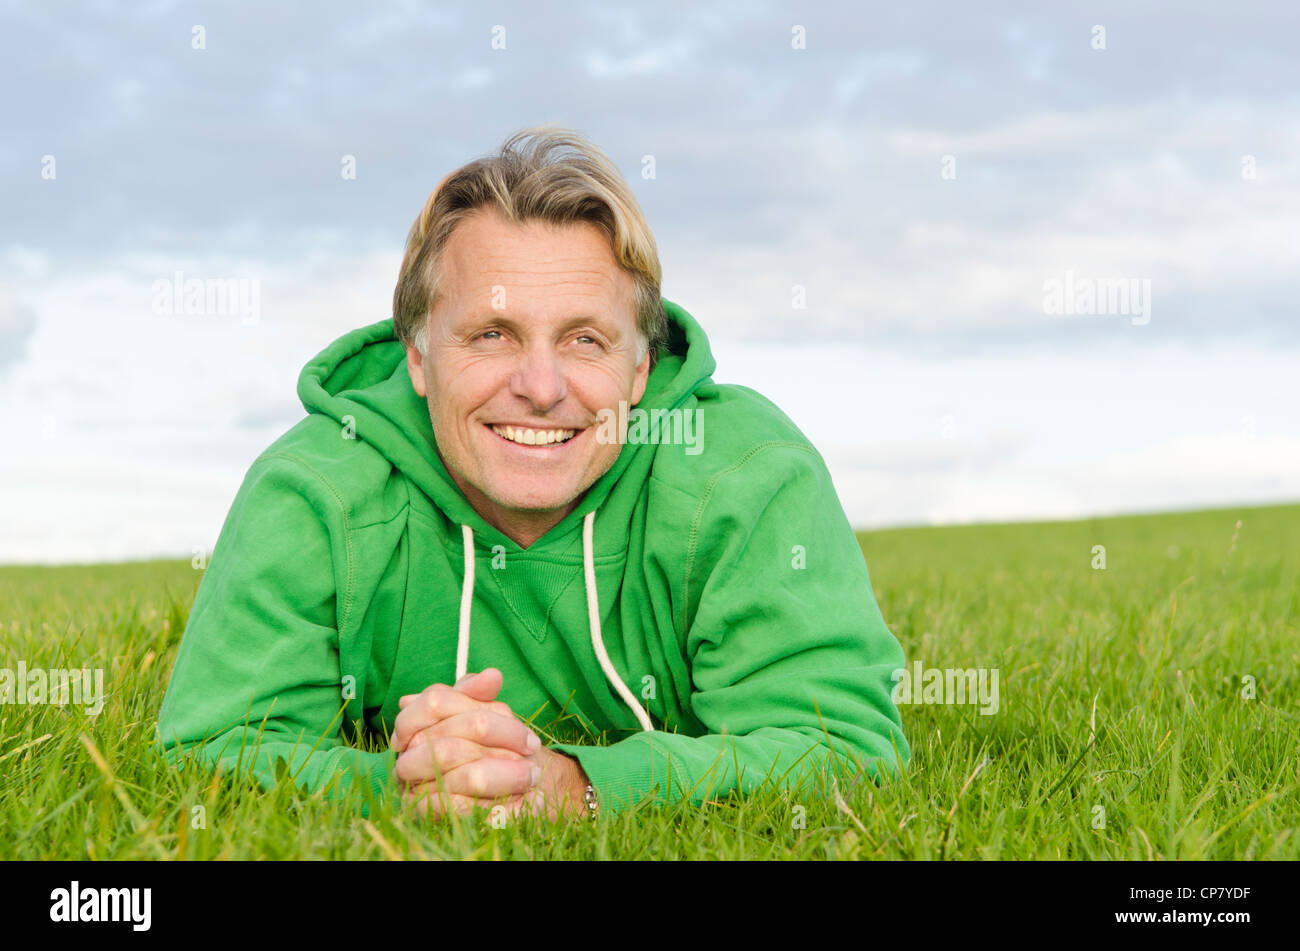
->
<box><xmin>398</xmin><ymin>691</ymin><xmax>514</xmax><ymax>720</ymax></box>
<box><xmin>402</xmin><ymin>733</ymin><xmax>525</xmax><ymax>771</ymax></box>
<box><xmin>443</xmin><ymin>757</ymin><xmax>541</xmax><ymax>799</ymax></box>
<box><xmin>453</xmin><ymin>667</ymin><xmax>504</xmax><ymax>703</ymax></box>
<box><xmin>424</xmin><ymin>708</ymin><xmax>542</xmax><ymax>757</ymax></box>
<box><xmin>391</xmin><ymin>682</ymin><xmax>532</xmax><ymax>752</ymax></box>
<box><xmin>391</xmin><ymin>686</ymin><xmax>476</xmax><ymax>751</ymax></box>
<box><xmin>395</xmin><ymin>749</ymin><xmax>540</xmax><ymax>798</ymax></box>
<box><xmin>393</xmin><ymin>730</ymin><xmax>526</xmax><ymax>785</ymax></box>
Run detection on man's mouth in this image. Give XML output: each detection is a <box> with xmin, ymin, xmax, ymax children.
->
<box><xmin>488</xmin><ymin>424</ymin><xmax>581</xmax><ymax>447</ymax></box>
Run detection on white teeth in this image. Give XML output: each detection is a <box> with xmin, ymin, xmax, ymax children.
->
<box><xmin>491</xmin><ymin>425</ymin><xmax>576</xmax><ymax>446</ymax></box>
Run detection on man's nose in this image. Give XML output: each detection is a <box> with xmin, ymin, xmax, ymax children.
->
<box><xmin>509</xmin><ymin>344</ymin><xmax>567</xmax><ymax>411</ymax></box>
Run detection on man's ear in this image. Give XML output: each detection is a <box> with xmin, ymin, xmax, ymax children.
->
<box><xmin>405</xmin><ymin>341</ymin><xmax>428</xmax><ymax>398</ymax></box>
<box><xmin>630</xmin><ymin>341</ymin><xmax>651</xmax><ymax>406</ymax></box>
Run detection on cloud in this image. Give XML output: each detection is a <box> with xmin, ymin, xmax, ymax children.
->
<box><xmin>823</xmin><ymin>434</ymin><xmax>1300</xmax><ymax>530</ymax></box>
<box><xmin>2</xmin><ymin>1</ymin><xmax>1298</xmax><ymax>560</ymax></box>
<box><xmin>0</xmin><ymin>295</ymin><xmax>37</xmax><ymax>373</ymax></box>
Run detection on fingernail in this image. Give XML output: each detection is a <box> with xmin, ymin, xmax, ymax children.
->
<box><xmin>526</xmin><ymin>733</ymin><xmax>541</xmax><ymax>753</ymax></box>
<box><xmin>529</xmin><ymin>765</ymin><xmax>541</xmax><ymax>787</ymax></box>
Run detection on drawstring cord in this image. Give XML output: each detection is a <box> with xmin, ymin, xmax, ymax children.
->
<box><xmin>456</xmin><ymin>523</ymin><xmax>475</xmax><ymax>683</ymax></box>
<box><xmin>455</xmin><ymin>511</ymin><xmax>654</xmax><ymax>732</ymax></box>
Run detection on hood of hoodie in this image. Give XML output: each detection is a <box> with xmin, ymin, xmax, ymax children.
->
<box><xmin>160</xmin><ymin>295</ymin><xmax>913</xmax><ymax>810</ymax></box>
<box><xmin>296</xmin><ymin>297</ymin><xmax>716</xmax><ymax>554</ymax></box>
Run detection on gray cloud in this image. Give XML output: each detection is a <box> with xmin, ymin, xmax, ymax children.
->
<box><xmin>0</xmin><ymin>296</ymin><xmax>37</xmax><ymax>372</ymax></box>
<box><xmin>1</xmin><ymin>0</ymin><xmax>1296</xmax><ymax>349</ymax></box>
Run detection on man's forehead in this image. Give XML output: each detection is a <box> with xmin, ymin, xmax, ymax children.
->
<box><xmin>436</xmin><ymin>270</ymin><xmax>635</xmax><ymax>329</ymax></box>
<box><xmin>442</xmin><ymin>210</ymin><xmax>628</xmax><ymax>278</ymax></box>
<box><xmin>446</xmin><ymin>209</ymin><xmax>611</xmax><ymax>261</ymax></box>
<box><xmin>429</xmin><ymin>210</ymin><xmax>637</xmax><ymax>326</ymax></box>
<box><xmin>441</xmin><ymin>261</ymin><xmax>632</xmax><ymax>310</ymax></box>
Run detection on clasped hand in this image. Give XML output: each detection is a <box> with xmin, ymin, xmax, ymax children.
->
<box><xmin>389</xmin><ymin>667</ymin><xmax>588</xmax><ymax>822</ymax></box>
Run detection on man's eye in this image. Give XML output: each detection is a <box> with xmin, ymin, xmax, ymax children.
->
<box><xmin>479</xmin><ymin>330</ymin><xmax>503</xmax><ymax>340</ymax></box>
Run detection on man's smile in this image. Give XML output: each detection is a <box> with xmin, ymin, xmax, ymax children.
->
<box><xmin>487</xmin><ymin>423</ymin><xmax>584</xmax><ymax>448</ymax></box>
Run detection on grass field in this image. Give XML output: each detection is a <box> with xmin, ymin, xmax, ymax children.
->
<box><xmin>1</xmin><ymin>503</ymin><xmax>1296</xmax><ymax>860</ymax></box>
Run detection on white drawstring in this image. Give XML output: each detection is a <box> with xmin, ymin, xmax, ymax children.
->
<box><xmin>581</xmin><ymin>510</ymin><xmax>654</xmax><ymax>732</ymax></box>
<box><xmin>455</xmin><ymin>523</ymin><xmax>474</xmax><ymax>683</ymax></box>
<box><xmin>454</xmin><ymin>511</ymin><xmax>654</xmax><ymax>732</ymax></box>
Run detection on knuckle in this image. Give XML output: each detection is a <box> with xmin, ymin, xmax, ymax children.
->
<box><xmin>396</xmin><ymin>737</ymin><xmax>438</xmax><ymax>783</ymax></box>
<box><xmin>473</xmin><ymin>709</ymin><xmax>493</xmax><ymax>741</ymax></box>
<box><xmin>424</xmin><ymin>690</ymin><xmax>444</xmax><ymax>718</ymax></box>
<box><xmin>421</xmin><ymin>735</ymin><xmax>445</xmax><ymax>772</ymax></box>
<box><xmin>431</xmin><ymin>735</ymin><xmax>465</xmax><ymax>771</ymax></box>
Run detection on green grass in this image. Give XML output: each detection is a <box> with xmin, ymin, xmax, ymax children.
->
<box><xmin>1</xmin><ymin>503</ymin><xmax>1297</xmax><ymax>859</ymax></box>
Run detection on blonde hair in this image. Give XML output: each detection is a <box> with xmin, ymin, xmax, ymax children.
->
<box><xmin>393</xmin><ymin>126</ymin><xmax>668</xmax><ymax>367</ymax></box>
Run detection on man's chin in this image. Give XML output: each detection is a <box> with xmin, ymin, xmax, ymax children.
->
<box><xmin>487</xmin><ymin>487</ymin><xmax>584</xmax><ymax>519</ymax></box>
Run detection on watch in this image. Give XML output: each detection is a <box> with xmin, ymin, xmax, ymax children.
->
<box><xmin>582</xmin><ymin>783</ymin><xmax>599</xmax><ymax>820</ymax></box>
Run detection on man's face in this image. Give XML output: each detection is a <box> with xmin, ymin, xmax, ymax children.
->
<box><xmin>405</xmin><ymin>207</ymin><xmax>650</xmax><ymax>542</ymax></box>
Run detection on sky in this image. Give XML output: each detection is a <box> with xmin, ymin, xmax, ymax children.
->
<box><xmin>1</xmin><ymin>0</ymin><xmax>1297</xmax><ymax>562</ymax></box>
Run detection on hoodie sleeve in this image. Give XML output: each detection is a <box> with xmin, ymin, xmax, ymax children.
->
<box><xmin>553</xmin><ymin>442</ymin><xmax>910</xmax><ymax>816</ymax></box>
<box><xmin>154</xmin><ymin>453</ymin><xmax>396</xmax><ymax>815</ymax></box>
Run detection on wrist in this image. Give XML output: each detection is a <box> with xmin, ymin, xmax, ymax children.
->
<box><xmin>556</xmin><ymin>750</ymin><xmax>593</xmax><ymax>817</ymax></box>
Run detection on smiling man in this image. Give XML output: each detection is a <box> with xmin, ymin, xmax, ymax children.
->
<box><xmin>403</xmin><ymin>206</ymin><xmax>648</xmax><ymax>548</ymax></box>
<box><xmin>156</xmin><ymin>127</ymin><xmax>910</xmax><ymax>821</ymax></box>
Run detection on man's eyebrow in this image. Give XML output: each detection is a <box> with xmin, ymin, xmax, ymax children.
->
<box><xmin>458</xmin><ymin>310</ymin><xmax>622</xmax><ymax>333</ymax></box>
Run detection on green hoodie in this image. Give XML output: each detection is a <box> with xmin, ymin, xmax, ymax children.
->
<box><xmin>156</xmin><ymin>298</ymin><xmax>910</xmax><ymax>816</ymax></box>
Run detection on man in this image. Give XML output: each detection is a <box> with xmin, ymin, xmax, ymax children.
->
<box><xmin>156</xmin><ymin>127</ymin><xmax>910</xmax><ymax>821</ymax></box>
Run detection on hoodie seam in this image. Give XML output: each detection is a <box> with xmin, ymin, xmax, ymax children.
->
<box><xmin>257</xmin><ymin>451</ymin><xmax>357</xmax><ymax>635</ymax></box>
<box><xmin>648</xmin><ymin>471</ymin><xmax>709</xmax><ymax>503</ymax></box>
<box><xmin>680</xmin><ymin>441</ymin><xmax>819</xmax><ymax>638</ymax></box>
<box><xmin>484</xmin><ymin>560</ymin><xmax>579</xmax><ymax>645</ymax></box>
